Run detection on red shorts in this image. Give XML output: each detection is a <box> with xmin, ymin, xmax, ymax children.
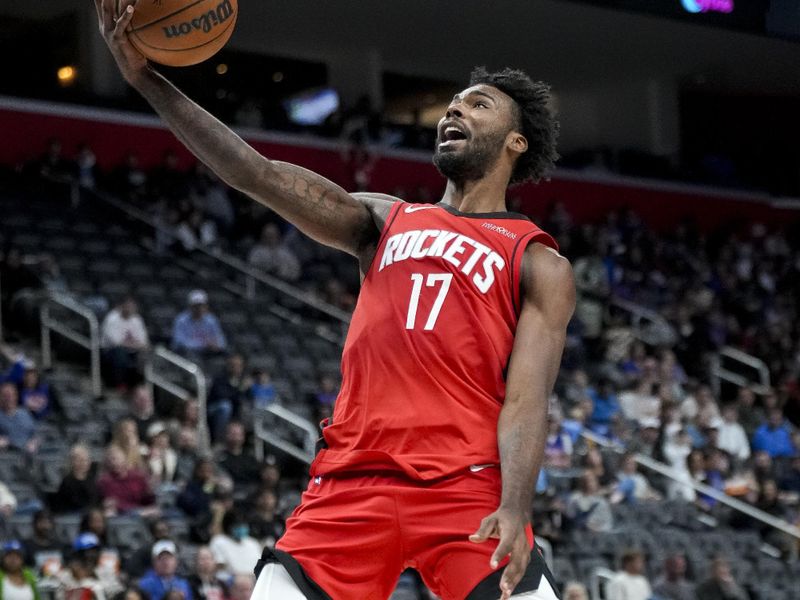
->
<box><xmin>275</xmin><ymin>467</ymin><xmax>534</xmax><ymax>600</ymax></box>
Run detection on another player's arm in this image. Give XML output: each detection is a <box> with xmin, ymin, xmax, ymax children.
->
<box><xmin>470</xmin><ymin>243</ymin><xmax>575</xmax><ymax>600</ymax></box>
<box><xmin>94</xmin><ymin>0</ymin><xmax>387</xmax><ymax>256</ymax></box>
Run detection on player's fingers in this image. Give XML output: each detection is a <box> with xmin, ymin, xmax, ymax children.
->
<box><xmin>100</xmin><ymin>0</ymin><xmax>116</xmax><ymax>33</ymax></box>
<box><xmin>113</xmin><ymin>0</ymin><xmax>137</xmax><ymax>38</ymax></box>
<box><xmin>469</xmin><ymin>516</ymin><xmax>498</xmax><ymax>543</ymax></box>
<box><xmin>490</xmin><ymin>535</ymin><xmax>515</xmax><ymax>568</ymax></box>
<box><xmin>499</xmin><ymin>548</ymin><xmax>530</xmax><ymax>599</ymax></box>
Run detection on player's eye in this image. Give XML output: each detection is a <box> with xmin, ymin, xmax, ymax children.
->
<box><xmin>475</xmin><ymin>101</ymin><xmax>488</xmax><ymax>108</ymax></box>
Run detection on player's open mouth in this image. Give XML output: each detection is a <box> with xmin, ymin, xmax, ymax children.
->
<box><xmin>438</xmin><ymin>124</ymin><xmax>468</xmax><ymax>148</ymax></box>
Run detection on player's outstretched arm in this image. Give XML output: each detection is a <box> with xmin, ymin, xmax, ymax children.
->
<box><xmin>470</xmin><ymin>243</ymin><xmax>575</xmax><ymax>600</ymax></box>
<box><xmin>94</xmin><ymin>0</ymin><xmax>376</xmax><ymax>256</ymax></box>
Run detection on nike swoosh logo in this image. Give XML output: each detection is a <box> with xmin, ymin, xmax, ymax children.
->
<box><xmin>404</xmin><ymin>205</ymin><xmax>439</xmax><ymax>213</ymax></box>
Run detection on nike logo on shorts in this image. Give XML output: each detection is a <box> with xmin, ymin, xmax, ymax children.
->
<box><xmin>404</xmin><ymin>205</ymin><xmax>439</xmax><ymax>213</ymax></box>
<box><xmin>469</xmin><ymin>464</ymin><xmax>496</xmax><ymax>472</ymax></box>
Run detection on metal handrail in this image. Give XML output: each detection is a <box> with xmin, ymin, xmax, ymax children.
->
<box><xmin>40</xmin><ymin>292</ymin><xmax>101</xmax><ymax>397</ymax></box>
<box><xmin>86</xmin><ymin>186</ymin><xmax>351</xmax><ymax>325</ymax></box>
<box><xmin>609</xmin><ymin>296</ymin><xmax>677</xmax><ymax>347</ymax></box>
<box><xmin>144</xmin><ymin>345</ymin><xmax>209</xmax><ymax>453</ymax></box>
<box><xmin>253</xmin><ymin>404</ymin><xmax>318</xmax><ymax>464</ymax></box>
<box><xmin>579</xmin><ymin>429</ymin><xmax>800</xmax><ymax>541</ymax></box>
<box><xmin>710</xmin><ymin>346</ymin><xmax>771</xmax><ymax>396</ymax></box>
<box><xmin>590</xmin><ymin>566</ymin><xmax>616</xmax><ymax>600</ymax></box>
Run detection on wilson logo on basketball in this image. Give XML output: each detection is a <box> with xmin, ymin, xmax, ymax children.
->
<box><xmin>162</xmin><ymin>0</ymin><xmax>234</xmax><ymax>38</ymax></box>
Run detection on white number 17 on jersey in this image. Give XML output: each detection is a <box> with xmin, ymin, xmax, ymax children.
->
<box><xmin>406</xmin><ymin>273</ymin><xmax>453</xmax><ymax>331</ymax></box>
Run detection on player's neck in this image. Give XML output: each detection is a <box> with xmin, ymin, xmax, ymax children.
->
<box><xmin>439</xmin><ymin>175</ymin><xmax>509</xmax><ymax>214</ymax></box>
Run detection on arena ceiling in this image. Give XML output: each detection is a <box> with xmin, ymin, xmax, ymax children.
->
<box><xmin>5</xmin><ymin>0</ymin><xmax>800</xmax><ymax>95</ymax></box>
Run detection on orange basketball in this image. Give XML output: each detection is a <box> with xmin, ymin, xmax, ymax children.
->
<box><xmin>117</xmin><ymin>0</ymin><xmax>238</xmax><ymax>67</ymax></box>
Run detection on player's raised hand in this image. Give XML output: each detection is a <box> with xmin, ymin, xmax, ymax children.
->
<box><xmin>93</xmin><ymin>0</ymin><xmax>149</xmax><ymax>84</ymax></box>
<box><xmin>469</xmin><ymin>508</ymin><xmax>531</xmax><ymax>600</ymax></box>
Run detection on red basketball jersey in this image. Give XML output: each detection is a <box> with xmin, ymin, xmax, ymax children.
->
<box><xmin>311</xmin><ymin>202</ymin><xmax>558</xmax><ymax>480</ymax></box>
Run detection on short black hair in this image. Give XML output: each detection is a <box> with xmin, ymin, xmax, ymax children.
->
<box><xmin>469</xmin><ymin>67</ymin><xmax>559</xmax><ymax>185</ymax></box>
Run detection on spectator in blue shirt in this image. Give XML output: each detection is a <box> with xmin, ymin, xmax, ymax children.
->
<box><xmin>752</xmin><ymin>409</ymin><xmax>797</xmax><ymax>458</ymax></box>
<box><xmin>0</xmin><ymin>382</ymin><xmax>38</xmax><ymax>453</ymax></box>
<box><xmin>138</xmin><ymin>540</ymin><xmax>193</xmax><ymax>600</ymax></box>
<box><xmin>588</xmin><ymin>379</ymin><xmax>620</xmax><ymax>436</ymax></box>
<box><xmin>171</xmin><ymin>290</ymin><xmax>227</xmax><ymax>357</ymax></box>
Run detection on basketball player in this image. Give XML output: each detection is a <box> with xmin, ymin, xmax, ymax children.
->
<box><xmin>96</xmin><ymin>2</ymin><xmax>575</xmax><ymax>598</ymax></box>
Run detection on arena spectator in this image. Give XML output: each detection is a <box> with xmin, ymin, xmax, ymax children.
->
<box><xmin>735</xmin><ymin>387</ymin><xmax>763</xmax><ymax>438</ymax></box>
<box><xmin>1</xmin><ymin>349</ymin><xmax>58</xmax><ymax>421</ymax></box>
<box><xmin>193</xmin><ymin>164</ymin><xmax>235</xmax><ymax>237</ymax></box>
<box><xmin>604</xmin><ymin>549</ymin><xmax>652</xmax><ymax>600</ymax></box>
<box><xmin>176</xmin><ymin>458</ymin><xmax>228</xmax><ymax>520</ymax></box>
<box><xmin>562</xmin><ymin>582</ymin><xmax>589</xmax><ymax>600</ymax></box>
<box><xmin>0</xmin><ymin>248</ymin><xmax>40</xmax><ymax>334</ymax></box>
<box><xmin>128</xmin><ymin>386</ymin><xmax>158</xmax><ymax>443</ymax></box>
<box><xmin>111</xmin><ymin>418</ymin><xmax>146</xmax><ymax>472</ymax></box>
<box><xmin>23</xmin><ymin>510</ymin><xmax>60</xmax><ymax>568</ymax></box>
<box><xmin>126</xmin><ymin>519</ymin><xmax>172</xmax><ymax>579</ymax></box>
<box><xmin>56</xmin><ymin>532</ymin><xmax>122</xmax><ymax>600</ymax></box>
<box><xmin>79</xmin><ymin>509</ymin><xmax>109</xmax><ymax>547</ymax></box>
<box><xmin>247</xmin><ymin>223</ymin><xmax>301</xmax><ymax>281</ymax></box>
<box><xmin>566</xmin><ymin>470</ymin><xmax>613</xmax><ymax>533</ymax></box>
<box><xmin>778</xmin><ymin>454</ymin><xmax>800</xmax><ymax>493</ymax></box>
<box><xmin>663</xmin><ymin>430</ymin><xmax>696</xmax><ymax>502</ymax></box>
<box><xmin>629</xmin><ymin>417</ymin><xmax>661</xmax><ymax>458</ymax></box>
<box><xmin>313</xmin><ymin>374</ymin><xmax>337</xmax><ymax>407</ymax></box>
<box><xmin>0</xmin><ymin>382</ymin><xmax>39</xmax><ymax>453</ymax></box>
<box><xmin>171</xmin><ymin>291</ymin><xmax>227</xmax><ymax>357</ymax></box>
<box><xmin>572</xmin><ymin>244</ymin><xmax>610</xmax><ymax>355</ymax></box>
<box><xmin>718</xmin><ymin>404</ymin><xmax>751</xmax><ymax>462</ymax></box>
<box><xmin>110</xmin><ymin>152</ymin><xmax>148</xmax><ymax>200</ymax></box>
<box><xmin>217</xmin><ymin>422</ymin><xmax>260</xmax><ymax>486</ymax></box>
<box><xmin>651</xmin><ymin>553</ymin><xmax>694</xmax><ymax>600</ymax></box>
<box><xmin>544</xmin><ymin>412</ymin><xmax>573</xmax><ymax>470</ymax></box>
<box><xmin>226</xmin><ymin>574</ymin><xmax>254</xmax><ymax>600</ymax></box>
<box><xmin>0</xmin><ymin>540</ymin><xmax>39</xmax><ymax>600</ymax></box>
<box><xmin>138</xmin><ymin>541</ymin><xmax>192</xmax><ymax>600</ymax></box>
<box><xmin>209</xmin><ymin>511</ymin><xmax>261</xmax><ymax>576</ymax></box>
<box><xmin>187</xmin><ymin>547</ymin><xmax>226</xmax><ymax>600</ymax></box>
<box><xmin>0</xmin><ymin>481</ymin><xmax>17</xmax><ymax>518</ymax></box>
<box><xmin>249</xmin><ymin>369</ymin><xmax>277</xmax><ymax>410</ymax></box>
<box><xmin>75</xmin><ymin>143</ymin><xmax>97</xmax><ymax>189</ymax></box>
<box><xmin>247</xmin><ymin>489</ymin><xmax>283</xmax><ymax>548</ymax></box>
<box><xmin>34</xmin><ymin>138</ymin><xmax>72</xmax><ymax>180</ymax></box>
<box><xmin>611</xmin><ymin>453</ymin><xmax>660</xmax><ymax>504</ymax></box>
<box><xmin>587</xmin><ymin>378</ymin><xmax>619</xmax><ymax>436</ymax></box>
<box><xmin>751</xmin><ymin>408</ymin><xmax>796</xmax><ymax>458</ymax></box>
<box><xmin>207</xmin><ymin>354</ymin><xmax>249</xmax><ymax>443</ymax></box>
<box><xmin>580</xmin><ymin>448</ymin><xmax>615</xmax><ymax>490</ymax></box>
<box><xmin>149</xmin><ymin>150</ymin><xmax>189</xmax><ymax>202</ymax></box>
<box><xmin>174</xmin><ymin>427</ymin><xmax>199</xmax><ymax>485</ymax></box>
<box><xmin>694</xmin><ymin>557</ymin><xmax>749</xmax><ymax>600</ymax></box>
<box><xmin>50</xmin><ymin>444</ymin><xmax>100</xmax><ymax>514</ymax></box>
<box><xmin>101</xmin><ymin>298</ymin><xmax>149</xmax><ymax>389</ymax></box>
<box><xmin>97</xmin><ymin>445</ymin><xmax>156</xmax><ymax>516</ymax></box>
<box><xmin>175</xmin><ymin>210</ymin><xmax>218</xmax><ymax>253</ymax></box>
<box><xmin>146</xmin><ymin>423</ymin><xmax>178</xmax><ymax>486</ymax></box>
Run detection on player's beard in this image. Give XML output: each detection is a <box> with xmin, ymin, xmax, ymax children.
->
<box><xmin>433</xmin><ymin>129</ymin><xmax>507</xmax><ymax>184</ymax></box>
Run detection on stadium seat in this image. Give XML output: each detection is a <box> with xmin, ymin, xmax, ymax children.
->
<box><xmin>53</xmin><ymin>514</ymin><xmax>82</xmax><ymax>545</ymax></box>
<box><xmin>7</xmin><ymin>514</ymin><xmax>34</xmax><ymax>540</ymax></box>
<box><xmin>106</xmin><ymin>515</ymin><xmax>152</xmax><ymax>552</ymax></box>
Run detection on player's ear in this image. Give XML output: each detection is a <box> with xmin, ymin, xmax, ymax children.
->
<box><xmin>507</xmin><ymin>131</ymin><xmax>528</xmax><ymax>155</ymax></box>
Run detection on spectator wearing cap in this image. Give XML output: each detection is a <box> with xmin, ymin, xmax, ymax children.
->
<box><xmin>0</xmin><ymin>348</ymin><xmax>58</xmax><ymax>421</ymax></box>
<box><xmin>171</xmin><ymin>291</ymin><xmax>226</xmax><ymax>358</ymax></box>
<box><xmin>101</xmin><ymin>298</ymin><xmax>149</xmax><ymax>389</ymax></box>
<box><xmin>187</xmin><ymin>547</ymin><xmax>225</xmax><ymax>600</ymax></box>
<box><xmin>0</xmin><ymin>541</ymin><xmax>39</xmax><ymax>600</ymax></box>
<box><xmin>57</xmin><ymin>533</ymin><xmax>116</xmax><ymax>600</ymax></box>
<box><xmin>97</xmin><ymin>445</ymin><xmax>156</xmax><ymax>517</ymax></box>
<box><xmin>209</xmin><ymin>511</ymin><xmax>261</xmax><ymax>576</ymax></box>
<box><xmin>0</xmin><ymin>382</ymin><xmax>38</xmax><ymax>453</ymax></box>
<box><xmin>752</xmin><ymin>408</ymin><xmax>797</xmax><ymax>458</ymax></box>
<box><xmin>718</xmin><ymin>405</ymin><xmax>751</xmax><ymax>462</ymax></box>
<box><xmin>23</xmin><ymin>510</ymin><xmax>60</xmax><ymax>568</ymax></box>
<box><xmin>137</xmin><ymin>541</ymin><xmax>192</xmax><ymax>600</ymax></box>
<box><xmin>127</xmin><ymin>520</ymin><xmax>172</xmax><ymax>580</ymax></box>
<box><xmin>51</xmin><ymin>444</ymin><xmax>100</xmax><ymax>514</ymax></box>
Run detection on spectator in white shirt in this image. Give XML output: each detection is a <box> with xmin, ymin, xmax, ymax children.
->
<box><xmin>605</xmin><ymin>550</ymin><xmax>652</xmax><ymax>600</ymax></box>
<box><xmin>209</xmin><ymin>511</ymin><xmax>262</xmax><ymax>577</ymax></box>
<box><xmin>101</xmin><ymin>297</ymin><xmax>149</xmax><ymax>389</ymax></box>
<box><xmin>718</xmin><ymin>405</ymin><xmax>751</xmax><ymax>462</ymax></box>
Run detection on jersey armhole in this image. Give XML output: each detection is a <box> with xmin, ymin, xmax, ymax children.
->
<box><xmin>510</xmin><ymin>230</ymin><xmax>559</xmax><ymax>316</ymax></box>
<box><xmin>361</xmin><ymin>201</ymin><xmax>404</xmax><ymax>281</ymax></box>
